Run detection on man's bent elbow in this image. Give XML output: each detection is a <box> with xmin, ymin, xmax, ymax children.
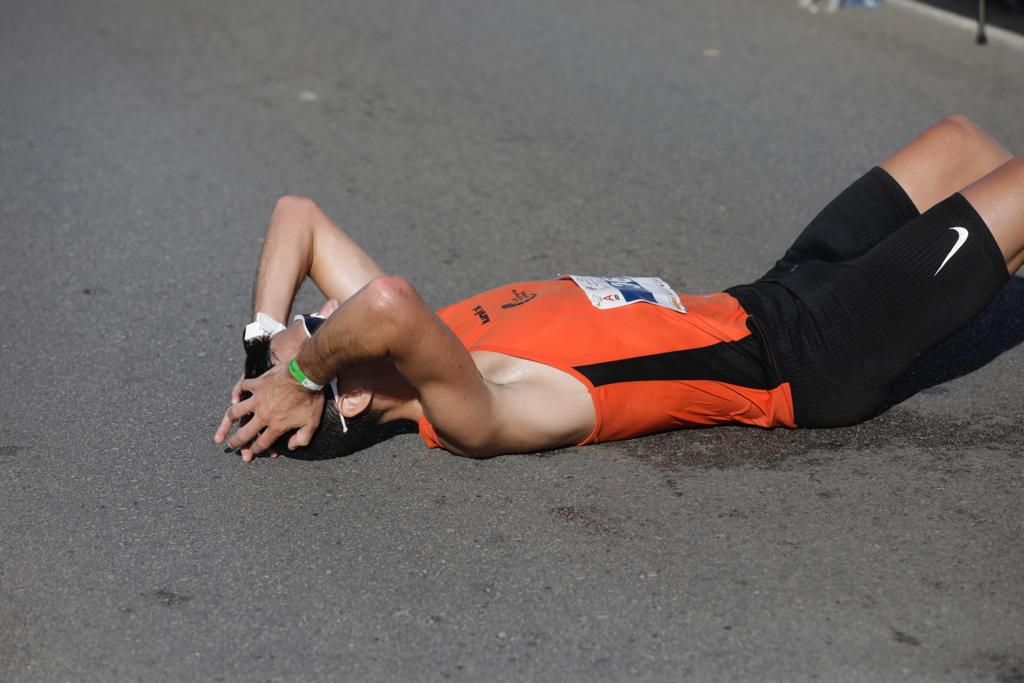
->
<box><xmin>360</xmin><ymin>275</ymin><xmax>424</xmax><ymax>337</ymax></box>
<box><xmin>363</xmin><ymin>274</ymin><xmax>417</xmax><ymax>309</ymax></box>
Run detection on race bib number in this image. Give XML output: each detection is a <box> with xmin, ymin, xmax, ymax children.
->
<box><xmin>560</xmin><ymin>275</ymin><xmax>686</xmax><ymax>313</ymax></box>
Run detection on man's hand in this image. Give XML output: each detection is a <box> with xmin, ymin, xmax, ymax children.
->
<box><xmin>214</xmin><ymin>363</ymin><xmax>325</xmax><ymax>462</ymax></box>
<box><xmin>220</xmin><ymin>374</ymin><xmax>261</xmax><ymax>462</ymax></box>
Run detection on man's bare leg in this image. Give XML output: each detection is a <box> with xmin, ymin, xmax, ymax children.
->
<box><xmin>880</xmin><ymin>115</ymin><xmax>1012</xmax><ymax>214</ymax></box>
<box><xmin>960</xmin><ymin>156</ymin><xmax>1024</xmax><ymax>275</ymax></box>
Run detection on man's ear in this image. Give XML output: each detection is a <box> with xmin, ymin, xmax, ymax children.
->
<box><xmin>319</xmin><ymin>298</ymin><xmax>341</xmax><ymax>318</ymax></box>
<box><xmin>338</xmin><ymin>388</ymin><xmax>373</xmax><ymax>419</ymax></box>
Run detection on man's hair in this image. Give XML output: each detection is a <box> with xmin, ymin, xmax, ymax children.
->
<box><xmin>243</xmin><ymin>336</ymin><xmax>383</xmax><ymax>459</ymax></box>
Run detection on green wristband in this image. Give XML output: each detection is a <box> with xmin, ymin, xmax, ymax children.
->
<box><xmin>288</xmin><ymin>358</ymin><xmax>323</xmax><ymax>391</ymax></box>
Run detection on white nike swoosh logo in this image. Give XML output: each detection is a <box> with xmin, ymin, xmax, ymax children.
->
<box><xmin>934</xmin><ymin>226</ymin><xmax>969</xmax><ymax>276</ymax></box>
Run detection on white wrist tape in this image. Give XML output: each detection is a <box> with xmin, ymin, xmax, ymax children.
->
<box><xmin>244</xmin><ymin>312</ymin><xmax>287</xmax><ymax>341</ymax></box>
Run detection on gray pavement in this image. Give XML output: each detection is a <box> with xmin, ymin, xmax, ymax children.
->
<box><xmin>2</xmin><ymin>0</ymin><xmax>1023</xmax><ymax>681</ymax></box>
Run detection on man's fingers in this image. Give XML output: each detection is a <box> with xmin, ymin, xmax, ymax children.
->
<box><xmin>226</xmin><ymin>397</ymin><xmax>257</xmax><ymax>422</ymax></box>
<box><xmin>239</xmin><ymin>377</ymin><xmax>262</xmax><ymax>394</ymax></box>
<box><xmin>288</xmin><ymin>425</ymin><xmax>315</xmax><ymax>451</ymax></box>
<box><xmin>214</xmin><ymin>375</ymin><xmax>248</xmax><ymax>443</ymax></box>
<box><xmin>214</xmin><ymin>407</ymin><xmax>238</xmax><ymax>444</ymax></box>
<box><xmin>249</xmin><ymin>428</ymin><xmax>283</xmax><ymax>457</ymax></box>
<box><xmin>214</xmin><ymin>375</ymin><xmax>249</xmax><ymax>444</ymax></box>
<box><xmin>247</xmin><ymin>446</ymin><xmax>280</xmax><ymax>461</ymax></box>
<box><xmin>231</xmin><ymin>374</ymin><xmax>244</xmax><ymax>404</ymax></box>
<box><xmin>227</xmin><ymin>418</ymin><xmax>264</xmax><ymax>449</ymax></box>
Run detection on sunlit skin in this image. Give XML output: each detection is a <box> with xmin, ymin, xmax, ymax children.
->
<box><xmin>213</xmin><ymin>192</ymin><xmax>595</xmax><ymax>461</ymax></box>
<box><xmin>215</xmin><ymin>115</ymin><xmax>1023</xmax><ymax>461</ymax></box>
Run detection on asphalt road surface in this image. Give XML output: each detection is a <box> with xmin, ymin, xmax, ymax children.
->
<box><xmin>2</xmin><ymin>1</ymin><xmax>1023</xmax><ymax>681</ymax></box>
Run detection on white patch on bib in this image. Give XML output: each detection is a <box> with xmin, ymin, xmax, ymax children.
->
<box><xmin>560</xmin><ymin>275</ymin><xmax>686</xmax><ymax>313</ymax></box>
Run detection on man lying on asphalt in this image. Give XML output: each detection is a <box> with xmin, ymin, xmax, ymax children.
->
<box><xmin>215</xmin><ymin>115</ymin><xmax>1024</xmax><ymax>461</ymax></box>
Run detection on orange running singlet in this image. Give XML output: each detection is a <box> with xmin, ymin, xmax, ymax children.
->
<box><xmin>418</xmin><ymin>279</ymin><xmax>795</xmax><ymax>448</ymax></box>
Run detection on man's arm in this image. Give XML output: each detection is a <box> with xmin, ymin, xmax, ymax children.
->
<box><xmin>251</xmin><ymin>195</ymin><xmax>383</xmax><ymax>321</ymax></box>
<box><xmin>222</xmin><ymin>196</ymin><xmax>385</xmax><ymax>459</ymax></box>
<box><xmin>219</xmin><ymin>275</ymin><xmax>593</xmax><ymax>457</ymax></box>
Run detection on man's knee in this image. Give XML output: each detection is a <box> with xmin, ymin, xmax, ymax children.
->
<box><xmin>939</xmin><ymin>114</ymin><xmax>1010</xmax><ymax>165</ymax></box>
<box><xmin>272</xmin><ymin>194</ymin><xmax>321</xmax><ymax>219</ymax></box>
<box><xmin>941</xmin><ymin>113</ymin><xmax>978</xmax><ymax>133</ymax></box>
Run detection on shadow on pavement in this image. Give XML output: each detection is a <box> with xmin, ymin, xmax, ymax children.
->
<box><xmin>283</xmin><ymin>419</ymin><xmax>419</xmax><ymax>461</ymax></box>
<box><xmin>886</xmin><ymin>277</ymin><xmax>1024</xmax><ymax>407</ymax></box>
